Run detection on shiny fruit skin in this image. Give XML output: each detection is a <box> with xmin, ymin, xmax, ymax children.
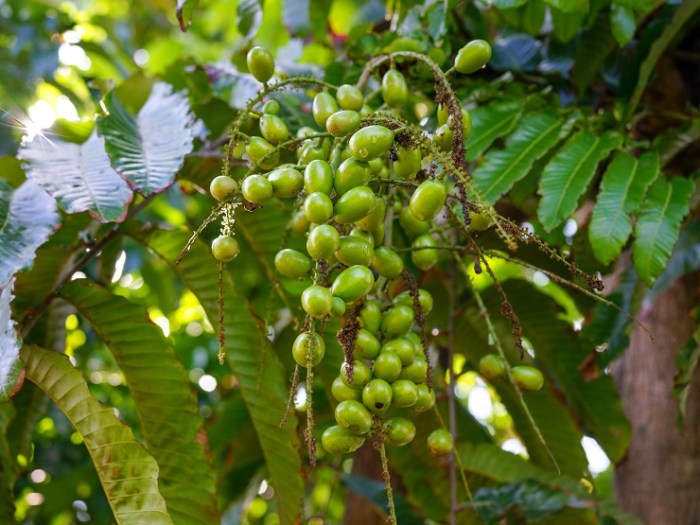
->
<box><xmin>372</xmin><ymin>246</ymin><xmax>404</xmax><ymax>279</ymax></box>
<box><xmin>304</xmin><ymin>160</ymin><xmax>334</xmax><ymax>194</ymax></box>
<box><xmin>450</xmin><ymin>108</ymin><xmax>472</xmax><ymax>140</ymax></box>
<box><xmin>359</xmin><ymin>300</ymin><xmax>382</xmax><ymax>333</ymax></box>
<box><xmin>262</xmin><ymin>99</ymin><xmax>280</xmax><ymax>114</ymax></box>
<box><xmin>356</xmin><ymin>198</ymin><xmax>386</xmax><ymax>232</ymax></box>
<box><xmin>362</xmin><ymin>378</ymin><xmax>393</xmax><ymax>415</ymax></box>
<box><xmin>470</xmin><ymin>211</ymin><xmax>492</xmax><ymax>231</ymax></box>
<box><xmin>301</xmin><ymin>285</ymin><xmax>333</xmax><ymax>318</ymax></box>
<box><xmin>246</xmin><ymin>137</ymin><xmax>279</xmax><ymax>169</ymax></box>
<box><xmin>410</xmin><ymin>179</ymin><xmax>447</xmax><ymax>221</ymax></box>
<box><xmin>349</xmin><ymin>125</ymin><xmax>395</xmax><ymax>161</ymax></box>
<box><xmin>381</xmin><ymin>338</ymin><xmax>415</xmax><ymax>366</ymax></box>
<box><xmin>334</xmin><ymin>158</ymin><xmax>370</xmax><ymax>195</ymax></box>
<box><xmin>326</xmin><ymin>110</ymin><xmax>361</xmax><ymax>137</ymax></box>
<box><xmin>399</xmin><ymin>207</ymin><xmax>430</xmax><ymax>238</ymax></box>
<box><xmin>384</xmin><ymin>417</ymin><xmax>416</xmax><ymax>446</ymax></box>
<box><xmin>391</xmin><ymin>379</ymin><xmax>418</xmax><ymax>408</ymax></box>
<box><xmin>330</xmin><ymin>265</ymin><xmax>375</xmax><ymax>303</ymax></box>
<box><xmin>259</xmin><ymin>114</ymin><xmax>289</xmax><ymax>143</ymax></box>
<box><xmin>512</xmin><ymin>365</ymin><xmax>544</xmax><ymax>392</ymax></box>
<box><xmin>393</xmin><ymin>146</ymin><xmax>422</xmax><ymax>179</ymax></box>
<box><xmin>411</xmin><ymin>234</ymin><xmax>438</xmax><ymax>270</ymax></box>
<box><xmin>303</xmin><ymin>192</ymin><xmax>333</xmax><ymax>223</ymax></box>
<box><xmin>382</xmin><ymin>69</ymin><xmax>409</xmax><ymax>108</ymax></box>
<box><xmin>437</xmin><ymin>104</ymin><xmax>449</xmax><ymax>126</ymax></box>
<box><xmin>321</xmin><ymin>425</ymin><xmax>364</xmax><ymax>454</ymax></box>
<box><xmin>274</xmin><ymin>249</ymin><xmax>312</xmax><ymax>278</ymax></box>
<box><xmin>412</xmin><ymin>384</ymin><xmax>436</xmax><ymax>413</ymax></box>
<box><xmin>434</xmin><ymin>124</ymin><xmax>453</xmax><ymax>152</ymax></box>
<box><xmin>307</xmin><ymin>224</ymin><xmax>340</xmax><ymax>260</ymax></box>
<box><xmin>334</xmin><ymin>185</ymin><xmax>376</xmax><ymax>224</ymax></box>
<box><xmin>210</xmin><ymin>175</ymin><xmax>238</xmax><ymax>201</ymax></box>
<box><xmin>290</xmin><ymin>211</ymin><xmax>310</xmax><ymax>234</ymax></box>
<box><xmin>399</xmin><ymin>358</ymin><xmax>428</xmax><ymax>384</ymax></box>
<box><xmin>292</xmin><ymin>332</ymin><xmax>325</xmax><ymax>366</ymax></box>
<box><xmin>382</xmin><ymin>304</ymin><xmax>415</xmax><ymax>336</ymax></box>
<box><xmin>478</xmin><ymin>354</ymin><xmax>506</xmax><ymax>380</ymax></box>
<box><xmin>299</xmin><ymin>143</ymin><xmax>329</xmax><ymax>165</ymax></box>
<box><xmin>332</xmin><ymin>376</ymin><xmax>361</xmax><ymax>402</ymax></box>
<box><xmin>335</xmin><ymin>400</ymin><xmax>373</xmax><ymax>435</ymax></box>
<box><xmin>341</xmin><ymin>360</ymin><xmax>372</xmax><ymax>390</ymax></box>
<box><xmin>372</xmin><ymin>351</ymin><xmax>403</xmax><ymax>382</ymax></box>
<box><xmin>268</xmin><ymin>167</ymin><xmax>303</xmax><ymax>198</ymax></box>
<box><xmin>427</xmin><ymin>429</ymin><xmax>453</xmax><ymax>457</ymax></box>
<box><xmin>212</xmin><ymin>236</ymin><xmax>240</xmax><ymax>262</ymax></box>
<box><xmin>336</xmin><ymin>236</ymin><xmax>373</xmax><ymax>267</ymax></box>
<box><xmin>454</xmin><ymin>39</ymin><xmax>492</xmax><ymax>74</ymax></box>
<box><xmin>247</xmin><ymin>46</ymin><xmax>275</xmax><ymax>83</ymax></box>
<box><xmin>331</xmin><ymin>296</ymin><xmax>346</xmax><ymax>317</ymax></box>
<box><xmin>394</xmin><ymin>289</ymin><xmax>433</xmax><ymax>315</ymax></box>
<box><xmin>312</xmin><ymin>92</ymin><xmax>338</xmax><ymax>128</ymax></box>
<box><xmin>353</xmin><ymin>329</ymin><xmax>381</xmax><ymax>360</ymax></box>
<box><xmin>336</xmin><ymin>84</ymin><xmax>364</xmax><ymax>111</ymax></box>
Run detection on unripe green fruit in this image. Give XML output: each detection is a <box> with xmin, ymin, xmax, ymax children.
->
<box><xmin>394</xmin><ymin>289</ymin><xmax>434</xmax><ymax>315</ymax></box>
<box><xmin>411</xmin><ymin>234</ymin><xmax>438</xmax><ymax>270</ymax></box>
<box><xmin>247</xmin><ymin>46</ymin><xmax>275</xmax><ymax>83</ymax></box>
<box><xmin>372</xmin><ymin>351</ymin><xmax>402</xmax><ymax>382</ymax></box>
<box><xmin>326</xmin><ymin>110</ymin><xmax>361</xmax><ymax>137</ymax></box>
<box><xmin>336</xmin><ymin>84</ymin><xmax>364</xmax><ymax>111</ymax></box>
<box><xmin>412</xmin><ymin>384</ymin><xmax>436</xmax><ymax>413</ymax></box>
<box><xmin>362</xmin><ymin>378</ymin><xmax>393</xmax><ymax>414</ymax></box>
<box><xmin>331</xmin><ymin>265</ymin><xmax>375</xmax><ymax>303</ymax></box>
<box><xmin>334</xmin><ymin>185</ymin><xmax>376</xmax><ymax>224</ymax></box>
<box><xmin>382</xmin><ymin>304</ymin><xmax>415</xmax><ymax>336</ymax></box>
<box><xmin>478</xmin><ymin>354</ymin><xmax>506</xmax><ymax>380</ymax></box>
<box><xmin>307</xmin><ymin>224</ymin><xmax>340</xmax><ymax>260</ymax></box>
<box><xmin>259</xmin><ymin>114</ymin><xmax>289</xmax><ymax>143</ymax></box>
<box><xmin>360</xmin><ymin>104</ymin><xmax>373</xmax><ymax>116</ymax></box>
<box><xmin>399</xmin><ymin>358</ymin><xmax>428</xmax><ymax>384</ymax></box>
<box><xmin>355</xmin><ymin>197</ymin><xmax>386</xmax><ymax>232</ymax></box>
<box><xmin>335</xmin><ymin>400</ymin><xmax>373</xmax><ymax>435</ymax></box>
<box><xmin>391</xmin><ymin>379</ymin><xmax>419</xmax><ymax>408</ymax></box>
<box><xmin>332</xmin><ymin>376</ymin><xmax>360</xmax><ymax>402</ymax></box>
<box><xmin>321</xmin><ymin>425</ymin><xmax>364</xmax><ymax>454</ymax></box>
<box><xmin>410</xmin><ymin>179</ymin><xmax>447</xmax><ymax>221</ymax></box>
<box><xmin>427</xmin><ymin>429</ymin><xmax>453</xmax><ymax>457</ymax></box>
<box><xmin>334</xmin><ymin>158</ymin><xmax>370</xmax><ymax>195</ymax></box>
<box><xmin>399</xmin><ymin>207</ymin><xmax>430</xmax><ymax>238</ymax></box>
<box><xmin>381</xmin><ymin>69</ymin><xmax>408</xmax><ymax>108</ymax></box>
<box><xmin>262</xmin><ymin>100</ymin><xmax>280</xmax><ymax>114</ymax></box>
<box><xmin>434</xmin><ymin>124</ymin><xmax>453</xmax><ymax>152</ymax></box>
<box><xmin>312</xmin><ymin>92</ymin><xmax>338</xmax><ymax>128</ymax></box>
<box><xmin>393</xmin><ymin>146</ymin><xmax>422</xmax><ymax>179</ymax></box>
<box><xmin>353</xmin><ymin>328</ymin><xmax>381</xmax><ymax>360</ymax></box>
<box><xmin>381</xmin><ymin>338</ymin><xmax>415</xmax><ymax>366</ymax></box>
<box><xmin>331</xmin><ymin>296</ymin><xmax>346</xmax><ymax>317</ymax></box>
<box><xmin>404</xmin><ymin>331</ymin><xmax>423</xmax><ymax>354</ymax></box>
<box><xmin>359</xmin><ymin>300</ymin><xmax>381</xmax><ymax>333</ymax></box>
<box><xmin>267</xmin><ymin>167</ymin><xmax>303</xmax><ymax>198</ymax></box>
<box><xmin>274</xmin><ymin>249</ymin><xmax>312</xmax><ymax>278</ymax></box>
<box><xmin>454</xmin><ymin>39</ymin><xmax>492</xmax><ymax>74</ymax></box>
<box><xmin>292</xmin><ymin>332</ymin><xmax>325</xmax><ymax>367</ymax></box>
<box><xmin>349</xmin><ymin>125</ymin><xmax>394</xmax><ymax>161</ymax></box>
<box><xmin>303</xmin><ymin>192</ymin><xmax>333</xmax><ymax>223</ymax></box>
<box><xmin>368</xmin><ymin>157</ymin><xmax>384</xmax><ymax>175</ymax></box>
<box><xmin>304</xmin><ymin>160</ymin><xmax>334</xmax><ymax>194</ymax></box>
<box><xmin>210</xmin><ymin>175</ymin><xmax>238</xmax><ymax>201</ymax></box>
<box><xmin>290</xmin><ymin>211</ymin><xmax>310</xmax><ymax>234</ymax></box>
<box><xmin>299</xmin><ymin>144</ymin><xmax>329</xmax><ymax>164</ymax></box>
<box><xmin>470</xmin><ymin>211</ymin><xmax>492</xmax><ymax>231</ymax></box>
<box><xmin>341</xmin><ymin>360</ymin><xmax>372</xmax><ymax>390</ymax></box>
<box><xmin>301</xmin><ymin>284</ymin><xmax>333</xmax><ymax>318</ymax></box>
<box><xmin>350</xmin><ymin>227</ymin><xmax>376</xmax><ymax>247</ymax></box>
<box><xmin>384</xmin><ymin>417</ymin><xmax>416</xmax><ymax>446</ymax></box>
<box><xmin>512</xmin><ymin>365</ymin><xmax>544</xmax><ymax>392</ymax></box>
<box><xmin>246</xmin><ymin>137</ymin><xmax>279</xmax><ymax>169</ymax></box>
<box><xmin>450</xmin><ymin>109</ymin><xmax>472</xmax><ymax>140</ymax></box>
<box><xmin>372</xmin><ymin>246</ymin><xmax>404</xmax><ymax>279</ymax></box>
<box><xmin>212</xmin><ymin>236</ymin><xmax>240</xmax><ymax>262</ymax></box>
<box><xmin>336</xmin><ymin>235</ymin><xmax>373</xmax><ymax>267</ymax></box>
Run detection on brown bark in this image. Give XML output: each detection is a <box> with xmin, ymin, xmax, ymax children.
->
<box><xmin>614</xmin><ymin>272</ymin><xmax>700</xmax><ymax>524</ymax></box>
<box><xmin>343</xmin><ymin>440</ymin><xmax>388</xmax><ymax>525</ymax></box>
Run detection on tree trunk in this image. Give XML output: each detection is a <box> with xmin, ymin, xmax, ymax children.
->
<box><xmin>343</xmin><ymin>441</ymin><xmax>388</xmax><ymax>525</ymax></box>
<box><xmin>614</xmin><ymin>272</ymin><xmax>700</xmax><ymax>524</ymax></box>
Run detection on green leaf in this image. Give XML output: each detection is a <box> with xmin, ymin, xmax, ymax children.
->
<box><xmin>571</xmin><ymin>13</ymin><xmax>617</xmax><ymax>93</ymax></box>
<box><xmin>632</xmin><ymin>176</ymin><xmax>694</xmax><ymax>284</ymax></box>
<box><xmin>550</xmin><ymin>8</ymin><xmax>586</xmax><ymax>42</ymax></box>
<box><xmin>21</xmin><ymin>345</ymin><xmax>173</xmax><ymax>525</ymax></box>
<box><xmin>0</xmin><ymin>402</ymin><xmax>15</xmax><ymax>521</ymax></box>
<box><xmin>522</xmin><ymin>0</ymin><xmax>547</xmax><ymax>35</ymax></box>
<box><xmin>673</xmin><ymin>312</ymin><xmax>700</xmax><ymax>428</ymax></box>
<box><xmin>492</xmin><ymin>0</ymin><xmax>529</xmax><ymax>8</ymax></box>
<box><xmin>626</xmin><ymin>0</ymin><xmax>700</xmax><ymax>117</ymax></box>
<box><xmin>610</xmin><ymin>5</ymin><xmax>637</xmax><ymax>47</ymax></box>
<box><xmin>0</xmin><ymin>180</ymin><xmax>59</xmax><ymax>288</ymax></box>
<box><xmin>18</xmin><ymin>129</ymin><xmax>132</xmax><ymax>223</ymax></box>
<box><xmin>544</xmin><ymin>0</ymin><xmax>589</xmax><ymax>14</ymax></box>
<box><xmin>613</xmin><ymin>0</ymin><xmax>656</xmax><ymax>12</ymax></box>
<box><xmin>589</xmin><ymin>151</ymin><xmax>659</xmax><ymax>264</ymax></box>
<box><xmin>238</xmin><ymin>0</ymin><xmax>263</xmax><ymax>39</ymax></box>
<box><xmin>474</xmin><ymin>110</ymin><xmax>573</xmax><ymax>203</ymax></box>
<box><xmin>98</xmin><ymin>83</ymin><xmax>195</xmax><ymax>196</ymax></box>
<box><xmin>176</xmin><ymin>0</ymin><xmax>199</xmax><ymax>32</ymax></box>
<box><xmin>427</xmin><ymin>1</ymin><xmax>448</xmax><ymax>43</ymax></box>
<box><xmin>465</xmin><ymin>100</ymin><xmax>524</xmax><ymax>162</ymax></box>
<box><xmin>0</xmin><ymin>281</ymin><xmax>21</xmax><ymax>401</ymax></box>
<box><xmin>538</xmin><ymin>130</ymin><xmax>622</xmax><ymax>232</ymax></box>
<box><xmin>652</xmin><ymin>117</ymin><xmax>700</xmax><ymax>167</ymax></box>
<box><xmin>130</xmin><ymin>226</ymin><xmax>303</xmax><ymax>525</ymax></box>
<box><xmin>59</xmin><ymin>279</ymin><xmax>219</xmax><ymax>525</ymax></box>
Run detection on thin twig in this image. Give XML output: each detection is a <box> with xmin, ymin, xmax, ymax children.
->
<box><xmin>447</xmin><ymin>263</ymin><xmax>458</xmax><ymax>525</ymax></box>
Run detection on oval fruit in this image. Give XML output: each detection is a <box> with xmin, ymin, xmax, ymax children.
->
<box><xmin>410</xmin><ymin>179</ymin><xmax>446</xmax><ymax>221</ymax></box>
<box><xmin>334</xmin><ymin>186</ymin><xmax>376</xmax><ymax>224</ymax></box>
<box><xmin>312</xmin><ymin>92</ymin><xmax>338</xmax><ymax>128</ymax></box>
<box><xmin>331</xmin><ymin>265</ymin><xmax>375</xmax><ymax>302</ymax></box>
<box><xmin>307</xmin><ymin>224</ymin><xmax>340</xmax><ymax>260</ymax></box>
<box><xmin>478</xmin><ymin>354</ymin><xmax>506</xmax><ymax>380</ymax></box>
<box><xmin>427</xmin><ymin>429</ymin><xmax>453</xmax><ymax>457</ymax></box>
<box><xmin>359</xmin><ymin>300</ymin><xmax>381</xmax><ymax>333</ymax></box>
<box><xmin>391</xmin><ymin>379</ymin><xmax>418</xmax><ymax>408</ymax></box>
<box><xmin>247</xmin><ymin>46</ymin><xmax>275</xmax><ymax>83</ymax></box>
<box><xmin>210</xmin><ymin>175</ymin><xmax>238</xmax><ymax>201</ymax></box>
<box><xmin>321</xmin><ymin>425</ymin><xmax>364</xmax><ymax>454</ymax></box>
<box><xmin>433</xmin><ymin>124</ymin><xmax>453</xmax><ymax>152</ymax></box>
<box><xmin>382</xmin><ymin>69</ymin><xmax>408</xmax><ymax>108</ymax></box>
<box><xmin>259</xmin><ymin>114</ymin><xmax>289</xmax><ymax>143</ymax></box>
<box><xmin>384</xmin><ymin>417</ymin><xmax>416</xmax><ymax>446</ymax></box>
<box><xmin>394</xmin><ymin>289</ymin><xmax>433</xmax><ymax>315</ymax></box>
<box><xmin>393</xmin><ymin>146</ymin><xmax>422</xmax><ymax>179</ymax></box>
<box><xmin>412</xmin><ymin>384</ymin><xmax>436</xmax><ymax>413</ymax></box>
<box><xmin>411</xmin><ymin>234</ymin><xmax>438</xmax><ymax>270</ymax></box>
<box><xmin>362</xmin><ymin>378</ymin><xmax>393</xmax><ymax>414</ymax></box>
<box><xmin>399</xmin><ymin>358</ymin><xmax>428</xmax><ymax>384</ymax></box>
<box><xmin>292</xmin><ymin>332</ymin><xmax>325</xmax><ymax>366</ymax></box>
<box><xmin>331</xmin><ymin>296</ymin><xmax>346</xmax><ymax>317</ymax></box>
<box><xmin>212</xmin><ymin>236</ymin><xmax>240</xmax><ymax>262</ymax></box>
<box><xmin>303</xmin><ymin>192</ymin><xmax>333</xmax><ymax>223</ymax></box>
<box><xmin>381</xmin><ymin>304</ymin><xmax>415</xmax><ymax>336</ymax></box>
<box><xmin>326</xmin><ymin>110</ymin><xmax>361</xmax><ymax>137</ymax></box>
<box><xmin>341</xmin><ymin>360</ymin><xmax>372</xmax><ymax>390</ymax></box>
<box><xmin>512</xmin><ymin>365</ymin><xmax>544</xmax><ymax>392</ymax></box>
<box><xmin>301</xmin><ymin>285</ymin><xmax>333</xmax><ymax>318</ymax></box>
<box><xmin>372</xmin><ymin>246</ymin><xmax>404</xmax><ymax>279</ymax></box>
<box><xmin>372</xmin><ymin>351</ymin><xmax>402</xmax><ymax>382</ymax></box>
<box><xmin>399</xmin><ymin>207</ymin><xmax>430</xmax><ymax>238</ymax></box>
<box><xmin>454</xmin><ymin>39</ymin><xmax>492</xmax><ymax>74</ymax></box>
<box><xmin>336</xmin><ymin>84</ymin><xmax>364</xmax><ymax>111</ymax></box>
<box><xmin>262</xmin><ymin>100</ymin><xmax>280</xmax><ymax>114</ymax></box>
<box><xmin>274</xmin><ymin>249</ymin><xmax>311</xmax><ymax>278</ymax></box>
<box><xmin>246</xmin><ymin>136</ymin><xmax>279</xmax><ymax>169</ymax></box>
<box><xmin>381</xmin><ymin>338</ymin><xmax>415</xmax><ymax>366</ymax></box>
<box><xmin>332</xmin><ymin>376</ymin><xmax>361</xmax><ymax>402</ymax></box>
<box><xmin>335</xmin><ymin>400</ymin><xmax>373</xmax><ymax>435</ymax></box>
<box><xmin>336</xmin><ymin>235</ymin><xmax>373</xmax><ymax>267</ymax></box>
<box><xmin>334</xmin><ymin>158</ymin><xmax>370</xmax><ymax>195</ymax></box>
<box><xmin>349</xmin><ymin>125</ymin><xmax>394</xmax><ymax>161</ymax></box>
<box><xmin>353</xmin><ymin>329</ymin><xmax>381</xmax><ymax>360</ymax></box>
<box><xmin>304</xmin><ymin>160</ymin><xmax>334</xmax><ymax>195</ymax></box>
<box><xmin>470</xmin><ymin>211</ymin><xmax>492</xmax><ymax>231</ymax></box>
<box><xmin>267</xmin><ymin>167</ymin><xmax>303</xmax><ymax>198</ymax></box>
<box><xmin>355</xmin><ymin>198</ymin><xmax>386</xmax><ymax>232</ymax></box>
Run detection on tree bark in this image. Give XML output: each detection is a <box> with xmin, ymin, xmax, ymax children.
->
<box><xmin>343</xmin><ymin>441</ymin><xmax>388</xmax><ymax>525</ymax></box>
<box><xmin>614</xmin><ymin>272</ymin><xmax>700</xmax><ymax>524</ymax></box>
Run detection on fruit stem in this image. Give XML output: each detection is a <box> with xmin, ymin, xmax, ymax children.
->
<box><xmin>446</xmin><ymin>263</ymin><xmax>458</xmax><ymax>525</ymax></box>
<box><xmin>377</xmin><ymin>436</ymin><xmax>397</xmax><ymax>525</ymax></box>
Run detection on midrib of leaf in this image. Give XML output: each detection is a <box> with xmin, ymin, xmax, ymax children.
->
<box><xmin>551</xmin><ymin>134</ymin><xmax>600</xmax><ymax>220</ymax></box>
<box><xmin>76</xmin><ymin>143</ymin><xmax>104</xmax><ymax>219</ymax></box>
<box><xmin>638</xmin><ymin>182</ymin><xmax>672</xmax><ymax>276</ymax></box>
<box><xmin>135</xmin><ymin>112</ymin><xmax>151</xmax><ymax>192</ymax></box>
<box><xmin>483</xmin><ymin>118</ymin><xmax>561</xmax><ymax>198</ymax></box>
<box><xmin>468</xmin><ymin>108</ymin><xmax>521</xmax><ymax>159</ymax></box>
<box><xmin>598</xmin><ymin>158</ymin><xmax>639</xmax><ymax>245</ymax></box>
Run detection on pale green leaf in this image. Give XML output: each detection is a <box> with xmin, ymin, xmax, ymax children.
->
<box><xmin>492</xmin><ymin>0</ymin><xmax>529</xmax><ymax>8</ymax></box>
<box><xmin>21</xmin><ymin>345</ymin><xmax>173</xmax><ymax>525</ymax></box>
<box><xmin>0</xmin><ymin>281</ymin><xmax>21</xmax><ymax>401</ymax></box>
<box><xmin>613</xmin><ymin>0</ymin><xmax>657</xmax><ymax>12</ymax></box>
<box><xmin>538</xmin><ymin>130</ymin><xmax>622</xmax><ymax>231</ymax></box>
<box><xmin>523</xmin><ymin>0</ymin><xmax>547</xmax><ymax>35</ymax></box>
<box><xmin>474</xmin><ymin>110</ymin><xmax>573</xmax><ymax>203</ymax></box>
<box><xmin>465</xmin><ymin>100</ymin><xmax>524</xmax><ymax>162</ymax></box>
<box><xmin>60</xmin><ymin>279</ymin><xmax>219</xmax><ymax>525</ymax></box>
<box><xmin>544</xmin><ymin>0</ymin><xmax>589</xmax><ymax>14</ymax></box>
<box><xmin>550</xmin><ymin>8</ymin><xmax>586</xmax><ymax>42</ymax></box>
<box><xmin>633</xmin><ymin>176</ymin><xmax>694</xmax><ymax>283</ymax></box>
<box><xmin>589</xmin><ymin>151</ymin><xmax>659</xmax><ymax>264</ymax></box>
<box><xmin>610</xmin><ymin>5</ymin><xmax>637</xmax><ymax>46</ymax></box>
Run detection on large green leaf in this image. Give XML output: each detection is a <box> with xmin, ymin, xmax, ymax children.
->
<box><xmin>474</xmin><ymin>110</ymin><xmax>573</xmax><ymax>203</ymax></box>
<box><xmin>130</xmin><ymin>226</ymin><xmax>303</xmax><ymax>525</ymax></box>
<box><xmin>632</xmin><ymin>176</ymin><xmax>694</xmax><ymax>284</ymax></box>
<box><xmin>98</xmin><ymin>83</ymin><xmax>195</xmax><ymax>196</ymax></box>
<box><xmin>59</xmin><ymin>279</ymin><xmax>219</xmax><ymax>525</ymax></box>
<box><xmin>0</xmin><ymin>281</ymin><xmax>21</xmax><ymax>401</ymax></box>
<box><xmin>17</xmin><ymin>129</ymin><xmax>132</xmax><ymax>223</ymax></box>
<box><xmin>544</xmin><ymin>0</ymin><xmax>589</xmax><ymax>14</ymax></box>
<box><xmin>0</xmin><ymin>180</ymin><xmax>59</xmax><ymax>288</ymax></box>
<box><xmin>589</xmin><ymin>151</ymin><xmax>659</xmax><ymax>264</ymax></box>
<box><xmin>610</xmin><ymin>5</ymin><xmax>636</xmax><ymax>47</ymax></box>
<box><xmin>571</xmin><ymin>14</ymin><xmax>617</xmax><ymax>93</ymax></box>
<box><xmin>21</xmin><ymin>345</ymin><xmax>173</xmax><ymax>525</ymax></box>
<box><xmin>465</xmin><ymin>99</ymin><xmax>524</xmax><ymax>162</ymax></box>
<box><xmin>537</xmin><ymin>130</ymin><xmax>622</xmax><ymax>232</ymax></box>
